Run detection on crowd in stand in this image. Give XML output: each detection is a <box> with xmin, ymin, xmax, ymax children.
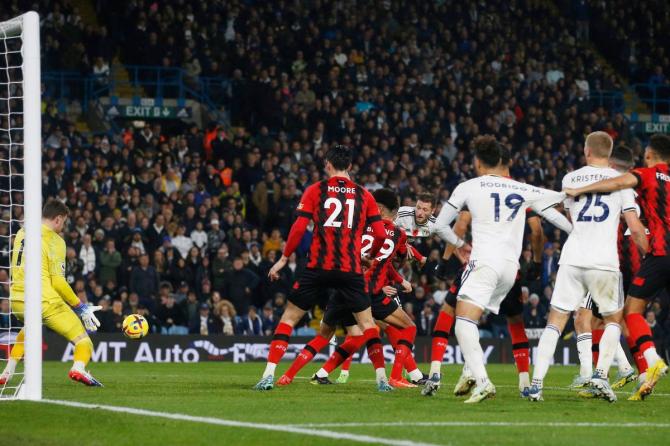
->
<box><xmin>0</xmin><ymin>1</ymin><xmax>668</xmax><ymax>350</ymax></box>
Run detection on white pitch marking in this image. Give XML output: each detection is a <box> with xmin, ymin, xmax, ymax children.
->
<box><xmin>288</xmin><ymin>421</ymin><xmax>670</xmax><ymax>429</ymax></box>
<box><xmin>38</xmin><ymin>399</ymin><xmax>443</xmax><ymax>446</ymax></box>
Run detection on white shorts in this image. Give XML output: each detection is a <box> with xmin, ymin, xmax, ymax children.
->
<box><xmin>551</xmin><ymin>265</ymin><xmax>624</xmax><ymax>316</ymax></box>
<box><xmin>457</xmin><ymin>259</ymin><xmax>518</xmax><ymax>314</ymax></box>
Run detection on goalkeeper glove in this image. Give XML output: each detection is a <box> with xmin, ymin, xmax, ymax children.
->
<box><xmin>73</xmin><ymin>302</ymin><xmax>102</xmax><ymax>332</ymax></box>
<box><xmin>434</xmin><ymin>259</ymin><xmax>449</xmax><ymax>281</ymax></box>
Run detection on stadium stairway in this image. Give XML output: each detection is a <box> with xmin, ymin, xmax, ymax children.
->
<box><xmin>543</xmin><ymin>0</ymin><xmax>649</xmax><ymax>116</ymax></box>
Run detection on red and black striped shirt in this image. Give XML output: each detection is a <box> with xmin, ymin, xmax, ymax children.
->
<box><xmin>632</xmin><ymin>164</ymin><xmax>670</xmax><ymax>256</ymax></box>
<box><xmin>290</xmin><ymin>176</ymin><xmax>383</xmax><ymax>274</ymax></box>
<box><xmin>618</xmin><ymin>216</ymin><xmax>644</xmax><ymax>280</ymax></box>
<box><xmin>364</xmin><ymin>219</ymin><xmax>408</xmax><ymax>294</ymax></box>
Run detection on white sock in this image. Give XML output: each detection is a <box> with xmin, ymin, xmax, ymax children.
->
<box><xmin>518</xmin><ymin>371</ymin><xmax>530</xmax><ymax>390</ymax></box>
<box><xmin>316</xmin><ymin>368</ymin><xmax>329</xmax><ymax>378</ymax></box>
<box><xmin>429</xmin><ymin>360</ymin><xmax>441</xmax><ymax>377</ymax></box>
<box><xmin>639</xmin><ymin>372</ymin><xmax>647</xmax><ymax>383</ymax></box>
<box><xmin>408</xmin><ymin>369</ymin><xmax>423</xmax><ymax>381</ymax></box>
<box><xmin>595</xmin><ymin>323</ymin><xmax>621</xmax><ymax>379</ymax></box>
<box><xmin>375</xmin><ymin>367</ymin><xmax>387</xmax><ymax>383</ymax></box>
<box><xmin>576</xmin><ymin>332</ymin><xmax>593</xmax><ymax>378</ymax></box>
<box><xmin>454</xmin><ymin>317</ymin><xmax>488</xmax><ymax>386</ymax></box>
<box><xmin>531</xmin><ymin>324</ymin><xmax>561</xmax><ymax>388</ymax></box>
<box><xmin>262</xmin><ymin>363</ymin><xmax>277</xmax><ymax>378</ymax></box>
<box><xmin>462</xmin><ymin>362</ymin><xmax>472</xmax><ymax>377</ymax></box>
<box><xmin>643</xmin><ymin>347</ymin><xmax>662</xmax><ymax>367</ymax></box>
<box><xmin>615</xmin><ymin>342</ymin><xmax>633</xmax><ymax>374</ymax></box>
<box><xmin>71</xmin><ymin>361</ymin><xmax>86</xmax><ymax>373</ymax></box>
<box><xmin>2</xmin><ymin>358</ymin><xmax>18</xmax><ymax>376</ymax></box>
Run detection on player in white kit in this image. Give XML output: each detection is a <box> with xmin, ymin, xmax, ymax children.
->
<box><xmin>434</xmin><ymin>135</ymin><xmax>572</xmax><ymax>403</ymax></box>
<box><xmin>529</xmin><ymin>132</ymin><xmax>649</xmax><ymax>403</ymax></box>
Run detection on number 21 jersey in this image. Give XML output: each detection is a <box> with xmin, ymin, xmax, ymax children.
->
<box><xmin>297</xmin><ymin>176</ymin><xmax>381</xmax><ymax>274</ymax></box>
<box><xmin>560</xmin><ymin>166</ymin><xmax>637</xmax><ymax>271</ymax></box>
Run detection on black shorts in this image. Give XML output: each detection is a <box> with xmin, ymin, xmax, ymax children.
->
<box><xmin>628</xmin><ymin>255</ymin><xmax>670</xmax><ymax>301</ymax></box>
<box><xmin>290</xmin><ymin>268</ymin><xmax>370</xmax><ymax>312</ymax></box>
<box><xmin>499</xmin><ymin>279</ymin><xmax>524</xmax><ymax>317</ymax></box>
<box><xmin>445</xmin><ymin>289</ymin><xmax>458</xmax><ymax>308</ymax></box>
<box><xmin>581</xmin><ymin>293</ymin><xmax>603</xmax><ymax>320</ymax></box>
<box><xmin>323</xmin><ymin>291</ymin><xmax>399</xmax><ymax>328</ymax></box>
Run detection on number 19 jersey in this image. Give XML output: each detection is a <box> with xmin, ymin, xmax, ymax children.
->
<box><xmin>297</xmin><ymin>175</ymin><xmax>381</xmax><ymax>274</ymax></box>
<box><xmin>446</xmin><ymin>175</ymin><xmax>564</xmax><ymax>266</ymax></box>
<box><xmin>560</xmin><ymin>166</ymin><xmax>637</xmax><ymax>271</ymax></box>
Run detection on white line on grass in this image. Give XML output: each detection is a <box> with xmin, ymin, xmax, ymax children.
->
<box><xmin>39</xmin><ymin>399</ymin><xmax>443</xmax><ymax>446</ymax></box>
<box><xmin>287</xmin><ymin>421</ymin><xmax>670</xmax><ymax>429</ymax></box>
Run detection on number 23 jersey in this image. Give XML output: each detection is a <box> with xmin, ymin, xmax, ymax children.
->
<box><xmin>560</xmin><ymin>166</ymin><xmax>637</xmax><ymax>271</ymax></box>
<box><xmin>447</xmin><ymin>175</ymin><xmax>564</xmax><ymax>267</ymax></box>
<box><xmin>297</xmin><ymin>176</ymin><xmax>381</xmax><ymax>274</ymax></box>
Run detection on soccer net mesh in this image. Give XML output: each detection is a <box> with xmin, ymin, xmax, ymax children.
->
<box><xmin>0</xmin><ymin>12</ymin><xmax>41</xmax><ymax>400</ymax></box>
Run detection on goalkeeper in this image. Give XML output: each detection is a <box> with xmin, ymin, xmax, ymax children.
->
<box><xmin>0</xmin><ymin>200</ymin><xmax>103</xmax><ymax>387</ymax></box>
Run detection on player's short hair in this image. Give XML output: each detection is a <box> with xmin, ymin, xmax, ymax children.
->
<box><xmin>325</xmin><ymin>144</ymin><xmax>353</xmax><ymax>171</ymax></box>
<box><xmin>473</xmin><ymin>135</ymin><xmax>501</xmax><ymax>168</ymax></box>
<box><xmin>585</xmin><ymin>131</ymin><xmax>613</xmax><ymax>158</ymax></box>
<box><xmin>416</xmin><ymin>192</ymin><xmax>436</xmax><ymax>207</ymax></box>
<box><xmin>610</xmin><ymin>145</ymin><xmax>634</xmax><ymax>168</ymax></box>
<box><xmin>42</xmin><ymin>199</ymin><xmax>70</xmax><ymax>220</ymax></box>
<box><xmin>649</xmin><ymin>134</ymin><xmax>670</xmax><ymax>161</ymax></box>
<box><xmin>372</xmin><ymin>188</ymin><xmax>399</xmax><ymax>213</ymax></box>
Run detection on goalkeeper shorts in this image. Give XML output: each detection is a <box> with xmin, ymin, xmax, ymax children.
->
<box><xmin>11</xmin><ymin>299</ymin><xmax>86</xmax><ymax>342</ymax></box>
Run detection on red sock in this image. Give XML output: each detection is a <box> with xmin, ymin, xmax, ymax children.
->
<box><xmin>364</xmin><ymin>327</ymin><xmax>386</xmax><ymax>371</ymax></box>
<box><xmin>592</xmin><ymin>328</ymin><xmax>604</xmax><ymax>365</ymax></box>
<box><xmin>386</xmin><ymin>325</ymin><xmax>419</xmax><ymax>372</ymax></box>
<box><xmin>625</xmin><ymin>313</ymin><xmax>656</xmax><ymax>365</ymax></box>
<box><xmin>431</xmin><ymin>310</ymin><xmax>454</xmax><ymax>362</ymax></box>
<box><xmin>341</xmin><ymin>354</ymin><xmax>354</xmax><ymax>372</ymax></box>
<box><xmin>508</xmin><ymin>321</ymin><xmax>529</xmax><ymax>374</ymax></box>
<box><xmin>267</xmin><ymin>322</ymin><xmax>293</xmax><ymax>364</ymax></box>
<box><xmin>283</xmin><ymin>335</ymin><xmax>330</xmax><ymax>379</ymax></box>
<box><xmin>322</xmin><ymin>335</ymin><xmax>366</xmax><ymax>374</ymax></box>
<box><xmin>626</xmin><ymin>335</ymin><xmax>649</xmax><ymax>374</ymax></box>
<box><xmin>390</xmin><ymin>326</ymin><xmax>416</xmax><ymax>380</ymax></box>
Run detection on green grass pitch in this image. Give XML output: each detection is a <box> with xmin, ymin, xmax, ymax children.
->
<box><xmin>0</xmin><ymin>361</ymin><xmax>668</xmax><ymax>445</ymax></box>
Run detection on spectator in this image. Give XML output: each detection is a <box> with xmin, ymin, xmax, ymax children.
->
<box><xmin>252</xmin><ymin>172</ymin><xmax>280</xmax><ymax>229</ymax></box>
<box><xmin>189</xmin><ymin>303</ymin><xmax>218</xmax><ymax>335</ymax></box>
<box><xmin>214</xmin><ymin>300</ymin><xmax>241</xmax><ymax>335</ymax></box>
<box><xmin>79</xmin><ymin>233</ymin><xmax>96</xmax><ymax>277</ymax></box>
<box><xmin>156</xmin><ymin>294</ymin><xmax>188</xmax><ymax>335</ymax></box>
<box><xmin>129</xmin><ymin>254</ymin><xmax>159</xmax><ymax>301</ymax></box>
<box><xmin>417</xmin><ymin>302</ymin><xmax>436</xmax><ymax>336</ymax></box>
<box><xmin>239</xmin><ymin>306</ymin><xmax>263</xmax><ymax>336</ymax></box>
<box><xmin>207</xmin><ymin>220</ymin><xmax>226</xmax><ymax>257</ymax></box>
<box><xmin>261</xmin><ymin>302</ymin><xmax>277</xmax><ymax>336</ymax></box>
<box><xmin>190</xmin><ymin>221</ymin><xmax>208</xmax><ymax>251</ymax></box>
<box><xmin>524</xmin><ymin>294</ymin><xmax>547</xmax><ymax>329</ymax></box>
<box><xmin>224</xmin><ymin>257</ymin><xmax>260</xmax><ymax>315</ymax></box>
<box><xmin>211</xmin><ymin>245</ymin><xmax>232</xmax><ymax>291</ymax></box>
<box><xmin>172</xmin><ymin>225</ymin><xmax>194</xmax><ymax>259</ymax></box>
<box><xmin>99</xmin><ymin>239</ymin><xmax>122</xmax><ymax>285</ymax></box>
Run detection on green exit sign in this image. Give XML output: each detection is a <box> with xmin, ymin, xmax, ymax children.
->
<box><xmin>106</xmin><ymin>104</ymin><xmax>191</xmax><ymax>119</ymax></box>
<box><xmin>644</xmin><ymin>122</ymin><xmax>670</xmax><ymax>134</ymax></box>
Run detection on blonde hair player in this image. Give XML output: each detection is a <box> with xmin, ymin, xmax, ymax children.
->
<box><xmin>0</xmin><ymin>200</ymin><xmax>104</xmax><ymax>387</ymax></box>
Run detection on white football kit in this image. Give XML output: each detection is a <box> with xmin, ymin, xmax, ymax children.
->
<box><xmin>395</xmin><ymin>205</ymin><xmax>463</xmax><ymax>246</ymax></box>
<box><xmin>435</xmin><ymin>175</ymin><xmax>568</xmax><ymax>313</ymax></box>
<box><xmin>552</xmin><ymin>166</ymin><xmax>637</xmax><ymax>315</ymax></box>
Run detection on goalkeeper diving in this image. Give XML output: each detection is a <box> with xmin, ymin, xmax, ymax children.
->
<box><xmin>0</xmin><ymin>200</ymin><xmax>103</xmax><ymax>387</ymax></box>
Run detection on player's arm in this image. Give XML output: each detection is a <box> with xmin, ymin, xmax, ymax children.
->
<box><xmin>443</xmin><ymin>210</ymin><xmax>470</xmax><ymax>261</ymax></box>
<box><xmin>564</xmin><ymin>172</ymin><xmax>638</xmax><ymax>197</ymax></box>
<box><xmin>387</xmin><ymin>263</ymin><xmax>412</xmax><ymax>293</ymax></box>
<box><xmin>530</xmin><ymin>190</ymin><xmax>573</xmax><ymax>233</ymax></box>
<box><xmin>527</xmin><ymin>215</ymin><xmax>544</xmax><ymax>263</ymax></box>
<box><xmin>621</xmin><ymin>188</ymin><xmax>649</xmax><ymax>254</ymax></box>
<box><xmin>50</xmin><ymin>238</ymin><xmax>101</xmax><ymax>331</ymax></box>
<box><xmin>269</xmin><ymin>186</ymin><xmax>314</xmax><ymax>280</ymax></box>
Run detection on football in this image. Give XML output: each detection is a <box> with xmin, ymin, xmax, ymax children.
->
<box><xmin>122</xmin><ymin>314</ymin><xmax>149</xmax><ymax>339</ymax></box>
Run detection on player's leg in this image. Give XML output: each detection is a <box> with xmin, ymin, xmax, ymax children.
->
<box><xmin>500</xmin><ymin>280</ymin><xmax>530</xmax><ymax>396</ymax></box>
<box><xmin>428</xmin><ymin>301</ymin><xmax>456</xmax><ymax>385</ymax></box>
<box><xmin>453</xmin><ymin>300</ymin><xmax>493</xmax><ymax>403</ymax></box>
<box><xmin>572</xmin><ymin>303</ymin><xmax>594</xmax><ymax>388</ymax></box>
<box><xmin>624</xmin><ymin>257</ymin><xmax>669</xmax><ymax>400</ymax></box>
<box><xmin>610</xmin><ymin>317</ymin><xmax>637</xmax><ymax>389</ymax></box>
<box><xmin>0</xmin><ymin>328</ymin><xmax>24</xmax><ymax>384</ymax></box>
<box><xmin>278</xmin><ymin>321</ymin><xmax>336</xmax><ymax>385</ymax></box>
<box><xmin>530</xmin><ymin>266</ymin><xmax>586</xmax><ymax>401</ymax></box>
<box><xmin>314</xmin><ymin>323</ymin><xmax>365</xmax><ymax>383</ymax></box>
<box><xmin>382</xmin><ymin>307</ymin><xmax>419</xmax><ymax>388</ymax></box>
<box><xmin>337</xmin><ymin>353</ymin><xmax>354</xmax><ymax>383</ymax></box>
<box><xmin>43</xmin><ymin>303</ymin><xmax>102</xmax><ymax>387</ymax></box>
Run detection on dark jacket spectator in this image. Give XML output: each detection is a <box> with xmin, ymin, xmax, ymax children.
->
<box><xmin>224</xmin><ymin>258</ymin><xmax>260</xmax><ymax>315</ymax></box>
<box><xmin>129</xmin><ymin>254</ymin><xmax>159</xmax><ymax>301</ymax></box>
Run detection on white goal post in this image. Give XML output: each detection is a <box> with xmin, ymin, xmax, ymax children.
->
<box><xmin>0</xmin><ymin>11</ymin><xmax>42</xmax><ymax>401</ymax></box>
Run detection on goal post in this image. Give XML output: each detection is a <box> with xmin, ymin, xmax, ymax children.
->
<box><xmin>0</xmin><ymin>11</ymin><xmax>42</xmax><ymax>401</ymax></box>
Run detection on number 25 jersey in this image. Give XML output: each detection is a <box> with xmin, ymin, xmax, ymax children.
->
<box><xmin>560</xmin><ymin>166</ymin><xmax>637</xmax><ymax>271</ymax></box>
<box><xmin>297</xmin><ymin>176</ymin><xmax>381</xmax><ymax>274</ymax></box>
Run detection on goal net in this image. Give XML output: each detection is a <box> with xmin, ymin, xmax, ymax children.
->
<box><xmin>0</xmin><ymin>11</ymin><xmax>42</xmax><ymax>401</ymax></box>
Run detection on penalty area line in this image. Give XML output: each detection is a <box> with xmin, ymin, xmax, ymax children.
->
<box><xmin>38</xmin><ymin>399</ymin><xmax>443</xmax><ymax>446</ymax></box>
<box><xmin>288</xmin><ymin>421</ymin><xmax>670</xmax><ymax>429</ymax></box>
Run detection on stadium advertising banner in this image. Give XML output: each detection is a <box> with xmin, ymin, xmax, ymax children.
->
<box><xmin>41</xmin><ymin>334</ymin><xmax>583</xmax><ymax>365</ymax></box>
